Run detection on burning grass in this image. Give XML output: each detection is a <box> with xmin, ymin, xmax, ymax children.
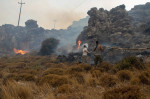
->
<box><xmin>0</xmin><ymin>55</ymin><xmax>149</xmax><ymax>98</ymax></box>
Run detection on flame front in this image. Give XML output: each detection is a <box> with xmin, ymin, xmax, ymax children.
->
<box><xmin>13</xmin><ymin>48</ymin><xmax>28</xmax><ymax>55</ymax></box>
<box><xmin>78</xmin><ymin>40</ymin><xmax>82</xmax><ymax>49</ymax></box>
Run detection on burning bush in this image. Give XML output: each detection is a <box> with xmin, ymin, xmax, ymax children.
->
<box><xmin>39</xmin><ymin>38</ymin><xmax>59</xmax><ymax>55</ymax></box>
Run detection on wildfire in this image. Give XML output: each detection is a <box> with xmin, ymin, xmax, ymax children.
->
<box><xmin>13</xmin><ymin>48</ymin><xmax>28</xmax><ymax>55</ymax></box>
<box><xmin>78</xmin><ymin>40</ymin><xmax>82</xmax><ymax>49</ymax></box>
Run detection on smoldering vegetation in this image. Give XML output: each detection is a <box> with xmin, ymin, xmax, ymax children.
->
<box><xmin>77</xmin><ymin>2</ymin><xmax>150</xmax><ymax>63</ymax></box>
<box><xmin>0</xmin><ymin>16</ymin><xmax>89</xmax><ymax>56</ymax></box>
<box><xmin>0</xmin><ymin>3</ymin><xmax>150</xmax><ymax>63</ymax></box>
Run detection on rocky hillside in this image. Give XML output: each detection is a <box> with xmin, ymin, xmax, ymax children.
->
<box><xmin>77</xmin><ymin>3</ymin><xmax>150</xmax><ymax>63</ymax></box>
<box><xmin>0</xmin><ymin>17</ymin><xmax>89</xmax><ymax>56</ymax></box>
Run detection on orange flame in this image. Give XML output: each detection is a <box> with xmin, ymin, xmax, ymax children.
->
<box><xmin>78</xmin><ymin>40</ymin><xmax>82</xmax><ymax>49</ymax></box>
<box><xmin>13</xmin><ymin>48</ymin><xmax>28</xmax><ymax>55</ymax></box>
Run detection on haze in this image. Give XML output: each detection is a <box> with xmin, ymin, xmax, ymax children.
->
<box><xmin>0</xmin><ymin>0</ymin><xmax>149</xmax><ymax>29</ymax></box>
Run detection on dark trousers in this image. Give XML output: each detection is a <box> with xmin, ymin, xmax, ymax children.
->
<box><xmin>94</xmin><ymin>55</ymin><xmax>102</xmax><ymax>65</ymax></box>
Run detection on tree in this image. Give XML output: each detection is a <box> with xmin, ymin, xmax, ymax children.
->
<box><xmin>25</xmin><ymin>20</ymin><xmax>38</xmax><ymax>29</ymax></box>
<box><xmin>39</xmin><ymin>38</ymin><xmax>59</xmax><ymax>55</ymax></box>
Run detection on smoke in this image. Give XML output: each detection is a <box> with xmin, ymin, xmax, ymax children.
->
<box><xmin>23</xmin><ymin>0</ymin><xmax>86</xmax><ymax>29</ymax></box>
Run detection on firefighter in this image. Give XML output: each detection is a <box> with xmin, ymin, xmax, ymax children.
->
<box><xmin>93</xmin><ymin>41</ymin><xmax>103</xmax><ymax>66</ymax></box>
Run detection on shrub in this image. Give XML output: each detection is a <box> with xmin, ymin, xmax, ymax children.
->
<box><xmin>139</xmin><ymin>71</ymin><xmax>150</xmax><ymax>85</ymax></box>
<box><xmin>1</xmin><ymin>81</ymin><xmax>33</xmax><ymax>99</ymax></box>
<box><xmin>88</xmin><ymin>78</ymin><xmax>99</xmax><ymax>87</ymax></box>
<box><xmin>100</xmin><ymin>73</ymin><xmax>117</xmax><ymax>87</ymax></box>
<box><xmin>100</xmin><ymin>62</ymin><xmax>112</xmax><ymax>72</ymax></box>
<box><xmin>130</xmin><ymin>77</ymin><xmax>140</xmax><ymax>85</ymax></box>
<box><xmin>117</xmin><ymin>70</ymin><xmax>132</xmax><ymax>82</ymax></box>
<box><xmin>67</xmin><ymin>66</ymin><xmax>83</xmax><ymax>74</ymax></box>
<box><xmin>38</xmin><ymin>74</ymin><xmax>68</xmax><ymax>87</ymax></box>
<box><xmin>114</xmin><ymin>56</ymin><xmax>145</xmax><ymax>70</ymax></box>
<box><xmin>70</xmin><ymin>73</ymin><xmax>85</xmax><ymax>85</ymax></box>
<box><xmin>3</xmin><ymin>73</ymin><xmax>36</xmax><ymax>82</ymax></box>
<box><xmin>43</xmin><ymin>68</ymin><xmax>64</xmax><ymax>75</ymax></box>
<box><xmin>39</xmin><ymin>38</ymin><xmax>59</xmax><ymax>55</ymax></box>
<box><xmin>57</xmin><ymin>84</ymin><xmax>73</xmax><ymax>93</ymax></box>
<box><xmin>78</xmin><ymin>64</ymin><xmax>92</xmax><ymax>72</ymax></box>
<box><xmin>90</xmin><ymin>70</ymin><xmax>101</xmax><ymax>79</ymax></box>
<box><xmin>16</xmin><ymin>73</ymin><xmax>36</xmax><ymax>81</ymax></box>
<box><xmin>103</xmin><ymin>85</ymin><xmax>143</xmax><ymax>99</ymax></box>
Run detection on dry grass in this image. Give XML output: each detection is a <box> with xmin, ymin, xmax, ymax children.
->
<box><xmin>103</xmin><ymin>85</ymin><xmax>143</xmax><ymax>99</ymax></box>
<box><xmin>100</xmin><ymin>73</ymin><xmax>118</xmax><ymax>88</ymax></box>
<box><xmin>117</xmin><ymin>70</ymin><xmax>132</xmax><ymax>82</ymax></box>
<box><xmin>0</xmin><ymin>56</ymin><xmax>149</xmax><ymax>98</ymax></box>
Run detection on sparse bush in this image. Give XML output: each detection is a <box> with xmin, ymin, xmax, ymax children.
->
<box><xmin>67</xmin><ymin>66</ymin><xmax>83</xmax><ymax>74</ymax></box>
<box><xmin>38</xmin><ymin>74</ymin><xmax>68</xmax><ymax>87</ymax></box>
<box><xmin>139</xmin><ymin>71</ymin><xmax>150</xmax><ymax>85</ymax></box>
<box><xmin>115</xmin><ymin>56</ymin><xmax>145</xmax><ymax>70</ymax></box>
<box><xmin>100</xmin><ymin>62</ymin><xmax>112</xmax><ymax>72</ymax></box>
<box><xmin>43</xmin><ymin>68</ymin><xmax>64</xmax><ymax>75</ymax></box>
<box><xmin>90</xmin><ymin>70</ymin><xmax>101</xmax><ymax>79</ymax></box>
<box><xmin>78</xmin><ymin>64</ymin><xmax>92</xmax><ymax>72</ymax></box>
<box><xmin>103</xmin><ymin>85</ymin><xmax>143</xmax><ymax>99</ymax></box>
<box><xmin>100</xmin><ymin>73</ymin><xmax>117</xmax><ymax>87</ymax></box>
<box><xmin>88</xmin><ymin>78</ymin><xmax>99</xmax><ymax>87</ymax></box>
<box><xmin>17</xmin><ymin>73</ymin><xmax>36</xmax><ymax>81</ymax></box>
<box><xmin>15</xmin><ymin>62</ymin><xmax>26</xmax><ymax>69</ymax></box>
<box><xmin>117</xmin><ymin>70</ymin><xmax>132</xmax><ymax>82</ymax></box>
<box><xmin>39</xmin><ymin>38</ymin><xmax>59</xmax><ymax>55</ymax></box>
<box><xmin>70</xmin><ymin>73</ymin><xmax>85</xmax><ymax>84</ymax></box>
<box><xmin>130</xmin><ymin>77</ymin><xmax>140</xmax><ymax>85</ymax></box>
<box><xmin>3</xmin><ymin>73</ymin><xmax>36</xmax><ymax>82</ymax></box>
<box><xmin>57</xmin><ymin>84</ymin><xmax>73</xmax><ymax>93</ymax></box>
<box><xmin>1</xmin><ymin>81</ymin><xmax>33</xmax><ymax>99</ymax></box>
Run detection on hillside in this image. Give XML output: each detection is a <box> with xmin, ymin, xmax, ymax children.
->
<box><xmin>77</xmin><ymin>3</ymin><xmax>150</xmax><ymax>63</ymax></box>
<box><xmin>0</xmin><ymin>55</ymin><xmax>149</xmax><ymax>99</ymax></box>
<box><xmin>0</xmin><ymin>17</ymin><xmax>89</xmax><ymax>56</ymax></box>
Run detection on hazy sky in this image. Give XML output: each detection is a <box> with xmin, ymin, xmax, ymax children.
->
<box><xmin>0</xmin><ymin>0</ymin><xmax>149</xmax><ymax>29</ymax></box>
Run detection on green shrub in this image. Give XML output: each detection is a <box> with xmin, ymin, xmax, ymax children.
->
<box><xmin>114</xmin><ymin>56</ymin><xmax>145</xmax><ymax>70</ymax></box>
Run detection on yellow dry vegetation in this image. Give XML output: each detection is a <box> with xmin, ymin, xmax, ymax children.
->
<box><xmin>0</xmin><ymin>56</ymin><xmax>149</xmax><ymax>99</ymax></box>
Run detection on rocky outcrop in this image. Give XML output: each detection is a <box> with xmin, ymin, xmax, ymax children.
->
<box><xmin>77</xmin><ymin>3</ymin><xmax>150</xmax><ymax>63</ymax></box>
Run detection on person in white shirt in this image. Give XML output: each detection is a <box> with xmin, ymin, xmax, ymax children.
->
<box><xmin>82</xmin><ymin>45</ymin><xmax>90</xmax><ymax>63</ymax></box>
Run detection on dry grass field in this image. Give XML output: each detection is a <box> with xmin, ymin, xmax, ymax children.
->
<box><xmin>0</xmin><ymin>55</ymin><xmax>149</xmax><ymax>99</ymax></box>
